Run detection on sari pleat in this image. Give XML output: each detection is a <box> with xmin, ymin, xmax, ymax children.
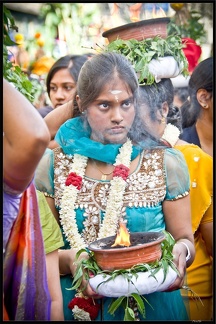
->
<box><xmin>3</xmin><ymin>182</ymin><xmax>51</xmax><ymax>320</ymax></box>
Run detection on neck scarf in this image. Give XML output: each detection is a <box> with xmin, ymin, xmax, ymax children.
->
<box><xmin>54</xmin><ymin>116</ymin><xmax>141</xmax><ymax>164</ymax></box>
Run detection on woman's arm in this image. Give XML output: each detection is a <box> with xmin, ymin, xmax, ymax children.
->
<box><xmin>44</xmin><ymin>100</ymin><xmax>74</xmax><ymax>141</ymax></box>
<box><xmin>163</xmin><ymin>195</ymin><xmax>195</xmax><ymax>290</ymax></box>
<box><xmin>200</xmin><ymin>221</ymin><xmax>213</xmax><ymax>258</ymax></box>
<box><xmin>3</xmin><ymin>79</ymin><xmax>50</xmax><ymax>192</ymax></box>
<box><xmin>199</xmin><ymin>202</ymin><xmax>213</xmax><ymax>258</ymax></box>
<box><xmin>45</xmin><ymin>250</ymin><xmax>64</xmax><ymax>320</ymax></box>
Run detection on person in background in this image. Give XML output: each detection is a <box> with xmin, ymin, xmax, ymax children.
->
<box><xmin>37</xmin><ymin>54</ymin><xmax>89</xmax><ymax>148</ymax></box>
<box><xmin>180</xmin><ymin>57</ymin><xmax>213</xmax><ymax>157</ymax></box>
<box><xmin>3</xmin><ymin>78</ymin><xmax>51</xmax><ymax>320</ymax></box>
<box><xmin>171</xmin><ymin>74</ymin><xmax>190</xmax><ymax>110</ymax></box>
<box><xmin>173</xmin><ymin>86</ymin><xmax>189</xmax><ymax>109</ymax></box>
<box><xmin>35</xmin><ymin>52</ymin><xmax>195</xmax><ymax>321</ymax></box>
<box><xmin>37</xmin><ymin>54</ymin><xmax>89</xmax><ymax>117</ymax></box>
<box><xmin>37</xmin><ymin>190</ymin><xmax>65</xmax><ymax>320</ymax></box>
<box><xmin>137</xmin><ymin>77</ymin><xmax>213</xmax><ymax>321</ymax></box>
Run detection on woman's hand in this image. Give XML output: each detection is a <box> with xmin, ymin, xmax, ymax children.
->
<box><xmin>164</xmin><ymin>241</ymin><xmax>189</xmax><ymax>291</ymax></box>
<box><xmin>80</xmin><ymin>277</ymin><xmax>103</xmax><ymax>299</ymax></box>
<box><xmin>59</xmin><ymin>249</ymin><xmax>103</xmax><ymax>299</ymax></box>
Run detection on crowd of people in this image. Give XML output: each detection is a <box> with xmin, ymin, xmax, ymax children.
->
<box><xmin>3</xmin><ymin>17</ymin><xmax>213</xmax><ymax>322</ymax></box>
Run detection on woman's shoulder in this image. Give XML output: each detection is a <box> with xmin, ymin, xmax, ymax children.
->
<box><xmin>175</xmin><ymin>143</ymin><xmax>213</xmax><ymax>164</ymax></box>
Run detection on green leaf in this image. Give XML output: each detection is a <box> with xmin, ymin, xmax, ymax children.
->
<box><xmin>124</xmin><ymin>307</ymin><xmax>135</xmax><ymax>321</ymax></box>
<box><xmin>105</xmin><ymin>36</ymin><xmax>189</xmax><ymax>85</ymax></box>
<box><xmin>108</xmin><ymin>296</ymin><xmax>126</xmax><ymax>315</ymax></box>
<box><xmin>131</xmin><ymin>293</ymin><xmax>145</xmax><ymax>316</ymax></box>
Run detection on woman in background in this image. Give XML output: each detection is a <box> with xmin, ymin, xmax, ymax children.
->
<box><xmin>137</xmin><ymin>78</ymin><xmax>213</xmax><ymax>321</ymax></box>
<box><xmin>180</xmin><ymin>57</ymin><xmax>213</xmax><ymax>157</ymax></box>
<box><xmin>3</xmin><ymin>78</ymin><xmax>51</xmax><ymax>320</ymax></box>
<box><xmin>37</xmin><ymin>54</ymin><xmax>89</xmax><ymax>148</ymax></box>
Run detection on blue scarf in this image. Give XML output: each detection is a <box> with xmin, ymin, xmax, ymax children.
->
<box><xmin>54</xmin><ymin>117</ymin><xmax>141</xmax><ymax>164</ymax></box>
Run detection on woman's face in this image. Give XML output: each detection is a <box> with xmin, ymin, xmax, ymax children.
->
<box><xmin>81</xmin><ymin>78</ymin><xmax>136</xmax><ymax>144</ymax></box>
<box><xmin>49</xmin><ymin>68</ymin><xmax>76</xmax><ymax>108</ymax></box>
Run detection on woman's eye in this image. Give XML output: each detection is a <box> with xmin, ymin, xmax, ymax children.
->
<box><xmin>99</xmin><ymin>102</ymin><xmax>109</xmax><ymax>109</ymax></box>
<box><xmin>65</xmin><ymin>86</ymin><xmax>73</xmax><ymax>91</ymax></box>
<box><xmin>122</xmin><ymin>100</ymin><xmax>132</xmax><ymax>108</ymax></box>
<box><xmin>50</xmin><ymin>86</ymin><xmax>57</xmax><ymax>91</ymax></box>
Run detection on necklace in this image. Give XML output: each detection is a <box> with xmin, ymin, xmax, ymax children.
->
<box><xmin>92</xmin><ymin>160</ymin><xmax>114</xmax><ymax>180</ymax></box>
<box><xmin>59</xmin><ymin>138</ymin><xmax>133</xmax><ymax>249</ymax></box>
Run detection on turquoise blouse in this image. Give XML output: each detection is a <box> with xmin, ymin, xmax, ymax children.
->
<box><xmin>35</xmin><ymin>117</ymin><xmax>190</xmax><ymax>321</ymax></box>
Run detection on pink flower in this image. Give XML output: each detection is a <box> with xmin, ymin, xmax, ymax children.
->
<box><xmin>113</xmin><ymin>164</ymin><xmax>129</xmax><ymax>180</ymax></box>
<box><xmin>65</xmin><ymin>172</ymin><xmax>82</xmax><ymax>190</ymax></box>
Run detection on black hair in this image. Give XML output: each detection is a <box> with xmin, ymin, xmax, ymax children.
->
<box><xmin>174</xmin><ymin>87</ymin><xmax>189</xmax><ymax>106</ymax></box>
<box><xmin>77</xmin><ymin>51</ymin><xmax>139</xmax><ymax>111</ymax></box>
<box><xmin>181</xmin><ymin>57</ymin><xmax>213</xmax><ymax>127</ymax></box>
<box><xmin>138</xmin><ymin>78</ymin><xmax>182</xmax><ymax>131</ymax></box>
<box><xmin>46</xmin><ymin>54</ymin><xmax>89</xmax><ymax>97</ymax></box>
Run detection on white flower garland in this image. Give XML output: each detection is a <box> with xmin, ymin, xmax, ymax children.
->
<box><xmin>59</xmin><ymin>139</ymin><xmax>133</xmax><ymax>249</ymax></box>
<box><xmin>161</xmin><ymin>123</ymin><xmax>180</xmax><ymax>147</ymax></box>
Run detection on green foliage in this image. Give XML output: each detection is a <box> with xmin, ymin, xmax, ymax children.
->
<box><xmin>3</xmin><ymin>5</ymin><xmax>35</xmax><ymax>102</ymax></box>
<box><xmin>71</xmin><ymin>230</ymin><xmax>179</xmax><ymax>320</ymax></box>
<box><xmin>104</xmin><ymin>36</ymin><xmax>189</xmax><ymax>85</ymax></box>
<box><xmin>38</xmin><ymin>3</ymin><xmax>101</xmax><ymax>56</ymax></box>
<box><xmin>168</xmin><ymin>10</ymin><xmax>206</xmax><ymax>44</ymax></box>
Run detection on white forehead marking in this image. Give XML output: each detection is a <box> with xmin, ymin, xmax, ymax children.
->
<box><xmin>109</xmin><ymin>90</ymin><xmax>122</xmax><ymax>95</ymax></box>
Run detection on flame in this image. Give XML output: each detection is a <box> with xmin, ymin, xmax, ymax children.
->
<box><xmin>152</xmin><ymin>7</ymin><xmax>166</xmax><ymax>18</ymax></box>
<box><xmin>111</xmin><ymin>222</ymin><xmax>131</xmax><ymax>247</ymax></box>
<box><xmin>129</xmin><ymin>3</ymin><xmax>142</xmax><ymax>22</ymax></box>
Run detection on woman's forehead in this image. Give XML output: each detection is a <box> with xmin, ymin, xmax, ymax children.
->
<box><xmin>100</xmin><ymin>78</ymin><xmax>131</xmax><ymax>94</ymax></box>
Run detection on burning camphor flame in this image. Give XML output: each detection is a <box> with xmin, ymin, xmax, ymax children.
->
<box><xmin>111</xmin><ymin>222</ymin><xmax>131</xmax><ymax>247</ymax></box>
<box><xmin>152</xmin><ymin>7</ymin><xmax>166</xmax><ymax>18</ymax></box>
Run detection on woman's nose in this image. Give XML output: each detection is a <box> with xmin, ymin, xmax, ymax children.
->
<box><xmin>111</xmin><ymin>107</ymin><xmax>123</xmax><ymax>123</ymax></box>
<box><xmin>55</xmin><ymin>88</ymin><xmax>65</xmax><ymax>99</ymax></box>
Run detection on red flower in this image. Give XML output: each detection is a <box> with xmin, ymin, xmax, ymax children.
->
<box><xmin>182</xmin><ymin>37</ymin><xmax>202</xmax><ymax>73</ymax></box>
<box><xmin>68</xmin><ymin>297</ymin><xmax>100</xmax><ymax>320</ymax></box>
<box><xmin>113</xmin><ymin>164</ymin><xmax>129</xmax><ymax>180</ymax></box>
<box><xmin>65</xmin><ymin>172</ymin><xmax>82</xmax><ymax>190</ymax></box>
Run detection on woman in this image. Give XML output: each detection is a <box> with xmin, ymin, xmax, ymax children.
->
<box><xmin>35</xmin><ymin>52</ymin><xmax>195</xmax><ymax>320</ymax></box>
<box><xmin>37</xmin><ymin>190</ymin><xmax>64</xmax><ymax>320</ymax></box>
<box><xmin>137</xmin><ymin>78</ymin><xmax>213</xmax><ymax>320</ymax></box>
<box><xmin>37</xmin><ymin>54</ymin><xmax>89</xmax><ymax>148</ymax></box>
<box><xmin>3</xmin><ymin>79</ymin><xmax>51</xmax><ymax>320</ymax></box>
<box><xmin>180</xmin><ymin>57</ymin><xmax>213</xmax><ymax>157</ymax></box>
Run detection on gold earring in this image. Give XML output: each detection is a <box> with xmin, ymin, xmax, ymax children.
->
<box><xmin>161</xmin><ymin>116</ymin><xmax>166</xmax><ymax>124</ymax></box>
<box><xmin>203</xmin><ymin>104</ymin><xmax>207</xmax><ymax>108</ymax></box>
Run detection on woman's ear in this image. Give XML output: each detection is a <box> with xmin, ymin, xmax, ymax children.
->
<box><xmin>161</xmin><ymin>101</ymin><xmax>169</xmax><ymax>118</ymax></box>
<box><xmin>197</xmin><ymin>89</ymin><xmax>210</xmax><ymax>108</ymax></box>
<box><xmin>76</xmin><ymin>95</ymin><xmax>82</xmax><ymax>112</ymax></box>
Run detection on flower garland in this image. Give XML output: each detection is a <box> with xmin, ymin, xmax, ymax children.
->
<box><xmin>161</xmin><ymin>123</ymin><xmax>180</xmax><ymax>147</ymax></box>
<box><xmin>59</xmin><ymin>138</ymin><xmax>132</xmax><ymax>320</ymax></box>
<box><xmin>59</xmin><ymin>138</ymin><xmax>133</xmax><ymax>249</ymax></box>
<box><xmin>68</xmin><ymin>292</ymin><xmax>100</xmax><ymax>321</ymax></box>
